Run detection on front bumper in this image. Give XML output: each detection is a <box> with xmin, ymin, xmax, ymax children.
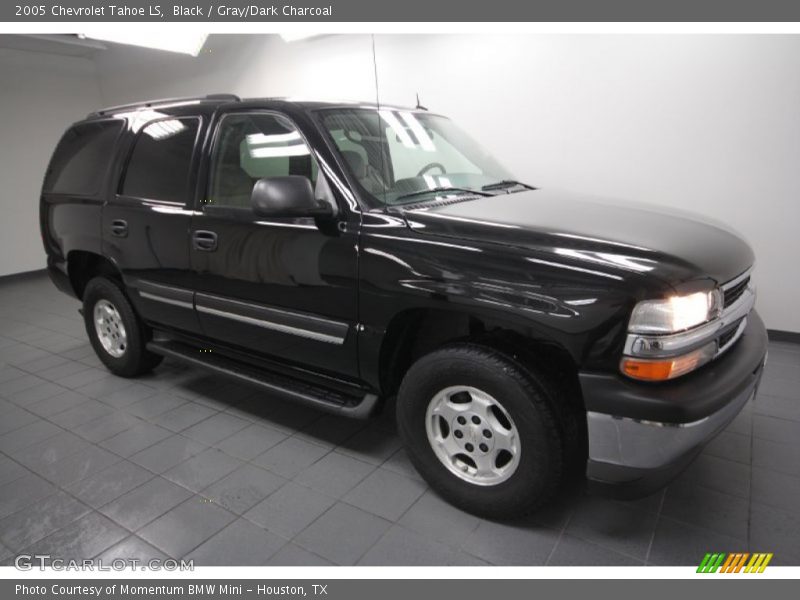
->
<box><xmin>581</xmin><ymin>311</ymin><xmax>768</xmax><ymax>499</ymax></box>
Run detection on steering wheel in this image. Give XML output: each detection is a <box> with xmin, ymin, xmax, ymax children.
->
<box><xmin>416</xmin><ymin>162</ymin><xmax>447</xmax><ymax>177</ymax></box>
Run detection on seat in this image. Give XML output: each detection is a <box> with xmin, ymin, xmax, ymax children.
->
<box><xmin>340</xmin><ymin>150</ymin><xmax>385</xmax><ymax>195</ymax></box>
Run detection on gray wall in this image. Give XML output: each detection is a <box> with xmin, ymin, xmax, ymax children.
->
<box><xmin>0</xmin><ymin>47</ymin><xmax>104</xmax><ymax>278</ymax></box>
<box><xmin>5</xmin><ymin>34</ymin><xmax>799</xmax><ymax>333</ymax></box>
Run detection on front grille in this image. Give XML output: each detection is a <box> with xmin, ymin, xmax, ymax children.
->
<box><xmin>717</xmin><ymin>323</ymin><xmax>740</xmax><ymax>349</ymax></box>
<box><xmin>723</xmin><ymin>276</ymin><xmax>750</xmax><ymax>308</ymax></box>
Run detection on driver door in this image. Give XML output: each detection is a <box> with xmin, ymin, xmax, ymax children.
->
<box><xmin>190</xmin><ymin>110</ymin><xmax>360</xmax><ymax>378</ymax></box>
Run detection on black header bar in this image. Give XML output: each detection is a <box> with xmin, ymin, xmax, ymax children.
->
<box><xmin>4</xmin><ymin>0</ymin><xmax>800</xmax><ymax>22</ymax></box>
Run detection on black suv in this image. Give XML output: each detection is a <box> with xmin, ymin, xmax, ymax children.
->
<box><xmin>40</xmin><ymin>95</ymin><xmax>767</xmax><ymax>517</ymax></box>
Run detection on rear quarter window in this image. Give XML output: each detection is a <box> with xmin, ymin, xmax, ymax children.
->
<box><xmin>120</xmin><ymin>117</ymin><xmax>200</xmax><ymax>204</ymax></box>
<box><xmin>43</xmin><ymin>120</ymin><xmax>123</xmax><ymax>195</ymax></box>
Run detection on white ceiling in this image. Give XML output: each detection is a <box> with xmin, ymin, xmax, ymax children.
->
<box><xmin>0</xmin><ymin>34</ymin><xmax>106</xmax><ymax>57</ymax></box>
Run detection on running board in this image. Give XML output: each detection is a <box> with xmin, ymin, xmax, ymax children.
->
<box><xmin>146</xmin><ymin>340</ymin><xmax>378</xmax><ymax>419</ymax></box>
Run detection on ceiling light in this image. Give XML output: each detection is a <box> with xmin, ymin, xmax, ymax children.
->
<box><xmin>247</xmin><ymin>131</ymin><xmax>302</xmax><ymax>145</ymax></box>
<box><xmin>249</xmin><ymin>145</ymin><xmax>310</xmax><ymax>159</ymax></box>
<box><xmin>80</xmin><ymin>32</ymin><xmax>208</xmax><ymax>56</ymax></box>
<box><xmin>400</xmin><ymin>112</ymin><xmax>436</xmax><ymax>152</ymax></box>
<box><xmin>378</xmin><ymin>110</ymin><xmax>416</xmax><ymax>148</ymax></box>
<box><xmin>279</xmin><ymin>33</ymin><xmax>320</xmax><ymax>43</ymax></box>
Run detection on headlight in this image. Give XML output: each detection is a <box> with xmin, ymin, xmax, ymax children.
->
<box><xmin>622</xmin><ymin>289</ymin><xmax>724</xmax><ymax>381</ymax></box>
<box><xmin>628</xmin><ymin>290</ymin><xmax>722</xmax><ymax>334</ymax></box>
<box><xmin>621</xmin><ymin>340</ymin><xmax>717</xmax><ymax>381</ymax></box>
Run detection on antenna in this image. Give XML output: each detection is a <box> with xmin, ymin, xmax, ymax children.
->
<box><xmin>371</xmin><ymin>35</ymin><xmax>389</xmax><ymax>208</ymax></box>
<box><xmin>415</xmin><ymin>93</ymin><xmax>428</xmax><ymax>111</ymax></box>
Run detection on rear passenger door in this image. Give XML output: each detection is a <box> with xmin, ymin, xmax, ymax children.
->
<box><xmin>103</xmin><ymin>115</ymin><xmax>203</xmax><ymax>334</ymax></box>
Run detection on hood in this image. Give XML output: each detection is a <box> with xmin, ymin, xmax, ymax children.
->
<box><xmin>401</xmin><ymin>188</ymin><xmax>754</xmax><ymax>289</ymax></box>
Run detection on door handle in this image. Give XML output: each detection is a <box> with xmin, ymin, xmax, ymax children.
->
<box><xmin>110</xmin><ymin>219</ymin><xmax>128</xmax><ymax>238</ymax></box>
<box><xmin>192</xmin><ymin>230</ymin><xmax>218</xmax><ymax>252</ymax></box>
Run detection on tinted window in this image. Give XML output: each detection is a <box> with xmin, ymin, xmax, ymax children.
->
<box><xmin>44</xmin><ymin>120</ymin><xmax>123</xmax><ymax>195</ymax></box>
<box><xmin>208</xmin><ymin>113</ymin><xmax>317</xmax><ymax>208</ymax></box>
<box><xmin>122</xmin><ymin>117</ymin><xmax>200</xmax><ymax>203</ymax></box>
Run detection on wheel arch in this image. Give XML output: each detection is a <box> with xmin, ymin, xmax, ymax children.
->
<box><xmin>66</xmin><ymin>250</ymin><xmax>123</xmax><ymax>300</ymax></box>
<box><xmin>377</xmin><ymin>306</ymin><xmax>582</xmax><ymax>404</ymax></box>
<box><xmin>381</xmin><ymin>307</ymin><xmax>589</xmax><ymax>480</ymax></box>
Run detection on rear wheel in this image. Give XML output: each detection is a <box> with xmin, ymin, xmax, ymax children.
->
<box><xmin>396</xmin><ymin>343</ymin><xmax>565</xmax><ymax>519</ymax></box>
<box><xmin>82</xmin><ymin>277</ymin><xmax>162</xmax><ymax>377</ymax></box>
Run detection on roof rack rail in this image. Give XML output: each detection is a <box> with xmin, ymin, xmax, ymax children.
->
<box><xmin>89</xmin><ymin>94</ymin><xmax>241</xmax><ymax>117</ymax></box>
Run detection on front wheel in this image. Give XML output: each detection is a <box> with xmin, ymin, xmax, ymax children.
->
<box><xmin>396</xmin><ymin>343</ymin><xmax>564</xmax><ymax>519</ymax></box>
<box><xmin>82</xmin><ymin>277</ymin><xmax>162</xmax><ymax>377</ymax></box>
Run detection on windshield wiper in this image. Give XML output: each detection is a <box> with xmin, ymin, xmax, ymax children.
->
<box><xmin>393</xmin><ymin>187</ymin><xmax>492</xmax><ymax>203</ymax></box>
<box><xmin>481</xmin><ymin>180</ymin><xmax>534</xmax><ymax>192</ymax></box>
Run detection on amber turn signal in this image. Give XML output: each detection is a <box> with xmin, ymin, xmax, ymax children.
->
<box><xmin>620</xmin><ymin>342</ymin><xmax>716</xmax><ymax>381</ymax></box>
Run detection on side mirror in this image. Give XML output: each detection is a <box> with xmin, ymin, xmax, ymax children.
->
<box><xmin>251</xmin><ymin>175</ymin><xmax>334</xmax><ymax>219</ymax></box>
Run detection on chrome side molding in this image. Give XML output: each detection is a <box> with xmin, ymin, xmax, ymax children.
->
<box><xmin>195</xmin><ymin>292</ymin><xmax>349</xmax><ymax>345</ymax></box>
<box><xmin>134</xmin><ymin>279</ymin><xmax>349</xmax><ymax>345</ymax></box>
<box><xmin>136</xmin><ymin>280</ymin><xmax>194</xmax><ymax>310</ymax></box>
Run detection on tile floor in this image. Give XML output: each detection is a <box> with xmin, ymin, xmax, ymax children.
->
<box><xmin>0</xmin><ymin>273</ymin><xmax>798</xmax><ymax>566</ymax></box>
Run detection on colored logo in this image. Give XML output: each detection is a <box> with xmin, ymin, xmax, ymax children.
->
<box><xmin>697</xmin><ymin>552</ymin><xmax>773</xmax><ymax>573</ymax></box>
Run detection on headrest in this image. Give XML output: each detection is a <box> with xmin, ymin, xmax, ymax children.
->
<box><xmin>340</xmin><ymin>150</ymin><xmax>367</xmax><ymax>179</ymax></box>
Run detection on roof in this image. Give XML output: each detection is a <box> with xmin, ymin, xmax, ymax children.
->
<box><xmin>88</xmin><ymin>94</ymin><xmax>241</xmax><ymax>118</ymax></box>
<box><xmin>87</xmin><ymin>94</ymin><xmax>419</xmax><ymax>119</ymax></box>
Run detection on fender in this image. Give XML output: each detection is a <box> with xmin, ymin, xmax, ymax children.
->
<box><xmin>356</xmin><ymin>212</ymin><xmax>661</xmax><ymax>389</ymax></box>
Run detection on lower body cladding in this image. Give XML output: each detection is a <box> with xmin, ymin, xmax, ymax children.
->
<box><xmin>580</xmin><ymin>311</ymin><xmax>768</xmax><ymax>499</ymax></box>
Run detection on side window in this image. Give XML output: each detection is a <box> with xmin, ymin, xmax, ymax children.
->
<box><xmin>207</xmin><ymin>113</ymin><xmax>317</xmax><ymax>209</ymax></box>
<box><xmin>121</xmin><ymin>117</ymin><xmax>200</xmax><ymax>203</ymax></box>
<box><xmin>44</xmin><ymin>120</ymin><xmax>123</xmax><ymax>195</ymax></box>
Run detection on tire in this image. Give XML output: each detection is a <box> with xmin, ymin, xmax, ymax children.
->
<box><xmin>396</xmin><ymin>343</ymin><xmax>565</xmax><ymax>519</ymax></box>
<box><xmin>82</xmin><ymin>277</ymin><xmax>163</xmax><ymax>377</ymax></box>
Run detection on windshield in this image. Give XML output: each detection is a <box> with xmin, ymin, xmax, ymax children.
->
<box><xmin>319</xmin><ymin>108</ymin><xmax>519</xmax><ymax>206</ymax></box>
